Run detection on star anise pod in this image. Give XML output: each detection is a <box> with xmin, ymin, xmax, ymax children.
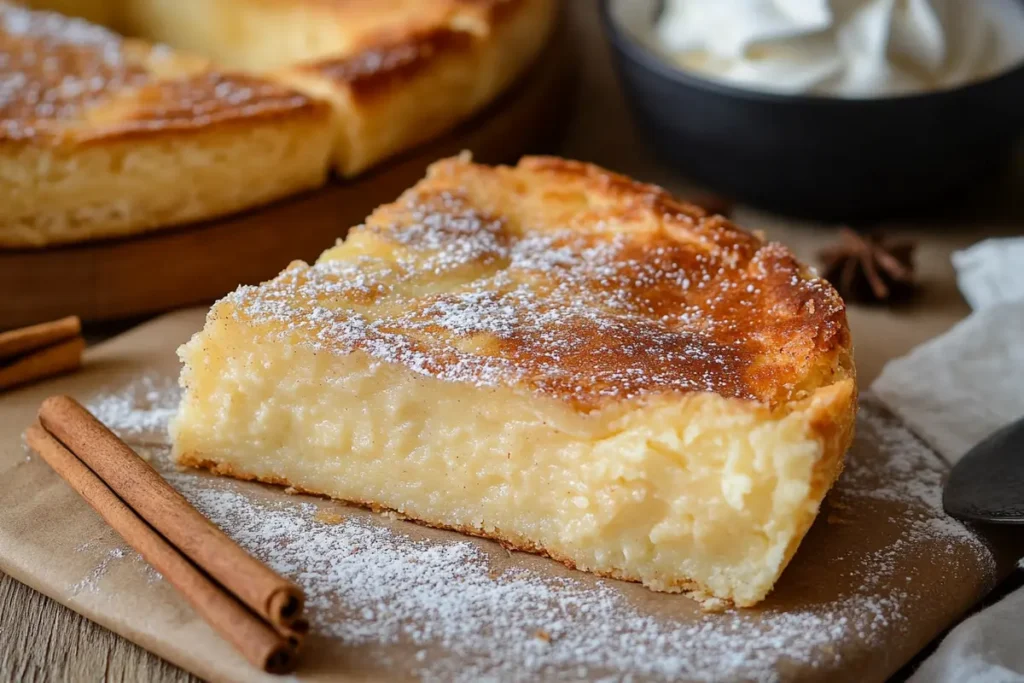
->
<box><xmin>818</xmin><ymin>228</ymin><xmax>917</xmax><ymax>304</ymax></box>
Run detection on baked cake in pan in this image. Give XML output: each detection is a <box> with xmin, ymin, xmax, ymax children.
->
<box><xmin>0</xmin><ymin>0</ymin><xmax>556</xmax><ymax>246</ymax></box>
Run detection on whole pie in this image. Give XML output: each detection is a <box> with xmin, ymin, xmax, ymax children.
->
<box><xmin>0</xmin><ymin>0</ymin><xmax>555</xmax><ymax>247</ymax></box>
<box><xmin>172</xmin><ymin>155</ymin><xmax>857</xmax><ymax>607</ymax></box>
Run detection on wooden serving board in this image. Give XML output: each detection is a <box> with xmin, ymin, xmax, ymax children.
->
<box><xmin>0</xmin><ymin>30</ymin><xmax>574</xmax><ymax>331</ymax></box>
<box><xmin>0</xmin><ymin>310</ymin><xmax>1022</xmax><ymax>683</ymax></box>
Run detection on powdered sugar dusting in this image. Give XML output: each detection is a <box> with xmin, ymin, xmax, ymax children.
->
<box><xmin>80</xmin><ymin>376</ymin><xmax>1000</xmax><ymax>681</ymax></box>
<box><xmin>169</xmin><ymin>477</ymin><xmax>866</xmax><ymax>682</ymax></box>
<box><xmin>86</xmin><ymin>372</ymin><xmax>179</xmax><ymax>444</ymax></box>
<box><xmin>72</xmin><ymin>545</ymin><xmax>127</xmax><ymax>596</ymax></box>
<box><xmin>0</xmin><ymin>1</ymin><xmax>146</xmax><ymax>138</ymax></box>
<box><xmin>0</xmin><ymin>2</ymin><xmax>315</xmax><ymax>141</ymax></box>
<box><xmin>220</xmin><ymin>176</ymin><xmax>846</xmax><ymax>410</ymax></box>
<box><xmin>850</xmin><ymin>405</ymin><xmax>992</xmax><ymax>551</ymax></box>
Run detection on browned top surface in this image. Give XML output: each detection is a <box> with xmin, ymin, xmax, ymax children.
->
<box><xmin>287</xmin><ymin>0</ymin><xmax>533</xmax><ymax>101</ymax></box>
<box><xmin>221</xmin><ymin>155</ymin><xmax>851</xmax><ymax>410</ymax></box>
<box><xmin>0</xmin><ymin>2</ymin><xmax>323</xmax><ymax>143</ymax></box>
<box><xmin>293</xmin><ymin>27</ymin><xmax>477</xmax><ymax>102</ymax></box>
<box><xmin>271</xmin><ymin>0</ymin><xmax>524</xmax><ymax>32</ymax></box>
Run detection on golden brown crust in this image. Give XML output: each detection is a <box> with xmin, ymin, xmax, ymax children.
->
<box><xmin>0</xmin><ymin>4</ymin><xmax>326</xmax><ymax>145</ymax></box>
<box><xmin>507</xmin><ymin>156</ymin><xmax>853</xmax><ymax>405</ymax></box>
<box><xmin>278</xmin><ymin>0</ymin><xmax>556</xmax><ymax>176</ymax></box>
<box><xmin>778</xmin><ymin>377</ymin><xmax>858</xmax><ymax>573</ymax></box>
<box><xmin>290</xmin><ymin>0</ymin><xmax>532</xmax><ymax>100</ymax></box>
<box><xmin>225</xmin><ymin>155</ymin><xmax>852</xmax><ymax>411</ymax></box>
<box><xmin>293</xmin><ymin>27</ymin><xmax>477</xmax><ymax>104</ymax></box>
<box><xmin>2</xmin><ymin>0</ymin><xmax>554</xmax><ymax>245</ymax></box>
<box><xmin>73</xmin><ymin>73</ymin><xmax>329</xmax><ymax>145</ymax></box>
<box><xmin>199</xmin><ymin>0</ymin><xmax>527</xmax><ymax>32</ymax></box>
<box><xmin>3</xmin><ymin>0</ymin><xmax>549</xmax><ymax>144</ymax></box>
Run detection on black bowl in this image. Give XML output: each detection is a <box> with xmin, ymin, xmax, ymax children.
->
<box><xmin>600</xmin><ymin>0</ymin><xmax>1024</xmax><ymax>220</ymax></box>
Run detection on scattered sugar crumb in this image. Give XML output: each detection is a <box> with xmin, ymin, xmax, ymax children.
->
<box><xmin>314</xmin><ymin>510</ymin><xmax>345</xmax><ymax>525</ymax></box>
<box><xmin>85</xmin><ymin>372</ymin><xmax>179</xmax><ymax>444</ymax></box>
<box><xmin>72</xmin><ymin>546</ymin><xmax>127</xmax><ymax>595</ymax></box>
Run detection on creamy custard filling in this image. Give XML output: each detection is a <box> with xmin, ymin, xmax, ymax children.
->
<box><xmin>173</xmin><ymin>324</ymin><xmax>850</xmax><ymax>606</ymax></box>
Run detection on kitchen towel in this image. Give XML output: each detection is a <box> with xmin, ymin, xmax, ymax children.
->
<box><xmin>873</xmin><ymin>236</ymin><xmax>1024</xmax><ymax>683</ymax></box>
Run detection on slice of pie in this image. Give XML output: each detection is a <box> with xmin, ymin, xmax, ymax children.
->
<box><xmin>171</xmin><ymin>155</ymin><xmax>856</xmax><ymax>607</ymax></box>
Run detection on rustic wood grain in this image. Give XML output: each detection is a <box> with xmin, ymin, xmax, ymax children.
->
<box><xmin>0</xmin><ymin>572</ymin><xmax>198</xmax><ymax>683</ymax></box>
<box><xmin>3</xmin><ymin>1</ymin><xmax>1022</xmax><ymax>681</ymax></box>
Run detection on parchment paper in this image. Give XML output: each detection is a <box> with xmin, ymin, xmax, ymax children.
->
<box><xmin>0</xmin><ymin>309</ymin><xmax>1021</xmax><ymax>682</ymax></box>
<box><xmin>875</xmin><ymin>237</ymin><xmax>1024</xmax><ymax>682</ymax></box>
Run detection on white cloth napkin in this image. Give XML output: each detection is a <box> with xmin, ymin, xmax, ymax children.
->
<box><xmin>872</xmin><ymin>237</ymin><xmax>1024</xmax><ymax>682</ymax></box>
<box><xmin>953</xmin><ymin>238</ymin><xmax>1024</xmax><ymax>312</ymax></box>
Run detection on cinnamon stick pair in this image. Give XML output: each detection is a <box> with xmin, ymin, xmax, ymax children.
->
<box><xmin>26</xmin><ymin>396</ymin><xmax>308</xmax><ymax>674</ymax></box>
<box><xmin>0</xmin><ymin>316</ymin><xmax>84</xmax><ymax>391</ymax></box>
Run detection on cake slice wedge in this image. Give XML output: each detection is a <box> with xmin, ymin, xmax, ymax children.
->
<box><xmin>171</xmin><ymin>155</ymin><xmax>856</xmax><ymax>607</ymax></box>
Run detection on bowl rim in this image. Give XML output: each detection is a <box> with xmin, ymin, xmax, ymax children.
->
<box><xmin>597</xmin><ymin>0</ymin><xmax>1024</xmax><ymax>107</ymax></box>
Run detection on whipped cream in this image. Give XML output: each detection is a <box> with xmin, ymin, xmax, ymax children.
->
<box><xmin>645</xmin><ymin>0</ymin><xmax>1024</xmax><ymax>97</ymax></box>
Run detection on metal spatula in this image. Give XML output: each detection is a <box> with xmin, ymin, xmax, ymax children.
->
<box><xmin>943</xmin><ymin>416</ymin><xmax>1024</xmax><ymax>524</ymax></box>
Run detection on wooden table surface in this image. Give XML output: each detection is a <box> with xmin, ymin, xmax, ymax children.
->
<box><xmin>2</xmin><ymin>3</ymin><xmax>1022</xmax><ymax>681</ymax></box>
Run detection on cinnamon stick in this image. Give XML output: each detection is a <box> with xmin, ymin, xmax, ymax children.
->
<box><xmin>0</xmin><ymin>315</ymin><xmax>81</xmax><ymax>360</ymax></box>
<box><xmin>37</xmin><ymin>396</ymin><xmax>305</xmax><ymax>632</ymax></box>
<box><xmin>0</xmin><ymin>336</ymin><xmax>84</xmax><ymax>391</ymax></box>
<box><xmin>25</xmin><ymin>424</ymin><xmax>295</xmax><ymax>674</ymax></box>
